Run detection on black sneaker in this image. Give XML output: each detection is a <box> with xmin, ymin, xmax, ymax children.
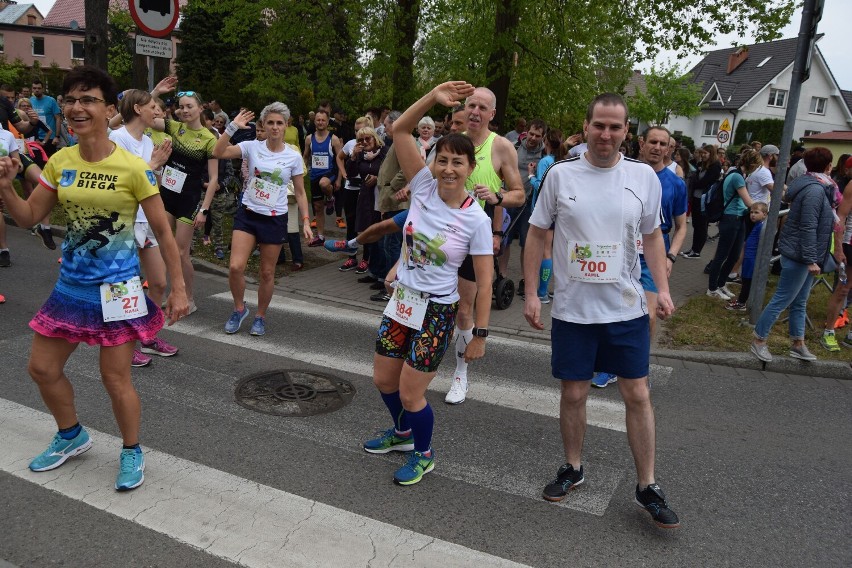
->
<box><xmin>542</xmin><ymin>463</ymin><xmax>584</xmax><ymax>502</ymax></box>
<box><xmin>517</xmin><ymin>278</ymin><xmax>525</xmax><ymax>297</ymax></box>
<box><xmin>357</xmin><ymin>275</ymin><xmax>378</xmax><ymax>284</ymax></box>
<box><xmin>635</xmin><ymin>483</ymin><xmax>680</xmax><ymax>528</ymax></box>
<box><xmin>369</xmin><ymin>281</ymin><xmax>385</xmax><ymax>290</ymax></box>
<box><xmin>370</xmin><ymin>291</ymin><xmax>391</xmax><ymax>302</ymax></box>
<box><xmin>0</xmin><ymin>250</ymin><xmax>9</xmax><ymax>268</ymax></box>
<box><xmin>681</xmin><ymin>250</ymin><xmax>700</xmax><ymax>258</ymax></box>
<box><xmin>36</xmin><ymin>226</ymin><xmax>57</xmax><ymax>250</ymax></box>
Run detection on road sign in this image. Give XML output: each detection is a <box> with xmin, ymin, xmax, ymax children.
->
<box><xmin>129</xmin><ymin>0</ymin><xmax>180</xmax><ymax>38</ymax></box>
<box><xmin>719</xmin><ymin>118</ymin><xmax>731</xmax><ymax>132</ymax></box>
<box><xmin>135</xmin><ymin>35</ymin><xmax>173</xmax><ymax>58</ymax></box>
<box><xmin>716</xmin><ymin>130</ymin><xmax>730</xmax><ymax>144</ymax></box>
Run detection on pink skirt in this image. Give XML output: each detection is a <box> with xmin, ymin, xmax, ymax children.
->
<box><xmin>30</xmin><ymin>278</ymin><xmax>164</xmax><ymax>346</ymax></box>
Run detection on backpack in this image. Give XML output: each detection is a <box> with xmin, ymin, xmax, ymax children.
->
<box><xmin>701</xmin><ymin>170</ymin><xmax>739</xmax><ymax>223</ymax></box>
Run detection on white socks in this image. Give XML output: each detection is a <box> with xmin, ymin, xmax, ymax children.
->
<box><xmin>454</xmin><ymin>327</ymin><xmax>474</xmax><ymax>378</ymax></box>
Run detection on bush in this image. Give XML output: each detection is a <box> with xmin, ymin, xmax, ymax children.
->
<box><xmin>733</xmin><ymin>118</ymin><xmax>784</xmax><ymax>147</ymax></box>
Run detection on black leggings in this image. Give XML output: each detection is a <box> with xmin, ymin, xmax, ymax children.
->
<box><xmin>689</xmin><ymin>194</ymin><xmax>709</xmax><ymax>254</ymax></box>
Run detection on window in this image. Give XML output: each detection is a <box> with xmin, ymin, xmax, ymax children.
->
<box><xmin>32</xmin><ymin>36</ymin><xmax>44</xmax><ymax>56</ymax></box>
<box><xmin>703</xmin><ymin>120</ymin><xmax>720</xmax><ymax>136</ymax></box>
<box><xmin>0</xmin><ymin>34</ymin><xmax>4</xmax><ymax>54</ymax></box>
<box><xmin>71</xmin><ymin>41</ymin><xmax>84</xmax><ymax>60</ymax></box>
<box><xmin>710</xmin><ymin>90</ymin><xmax>722</xmax><ymax>103</ymax></box>
<box><xmin>804</xmin><ymin>130</ymin><xmax>821</xmax><ymax>137</ymax></box>
<box><xmin>27</xmin><ymin>14</ymin><xmax>36</xmax><ymax>26</ymax></box>
<box><xmin>756</xmin><ymin>56</ymin><xmax>772</xmax><ymax>68</ymax></box>
<box><xmin>809</xmin><ymin>97</ymin><xmax>827</xmax><ymax>115</ymax></box>
<box><xmin>768</xmin><ymin>88</ymin><xmax>786</xmax><ymax>108</ymax></box>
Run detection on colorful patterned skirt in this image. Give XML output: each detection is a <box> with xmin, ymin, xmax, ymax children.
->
<box><xmin>30</xmin><ymin>278</ymin><xmax>163</xmax><ymax>347</ymax></box>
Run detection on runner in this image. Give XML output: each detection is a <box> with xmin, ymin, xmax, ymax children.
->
<box><xmin>445</xmin><ymin>86</ymin><xmax>524</xmax><ymax>404</ymax></box>
<box><xmin>303</xmin><ymin>110</ymin><xmax>342</xmax><ymax>246</ymax></box>
<box><xmin>523</xmin><ymin>92</ymin><xmax>680</xmax><ymax>528</ymax></box>
<box><xmin>213</xmin><ymin>104</ymin><xmax>312</xmax><ymax>336</ymax></box>
<box><xmin>151</xmin><ymin>80</ymin><xmax>218</xmax><ymax>313</ymax></box>
<box><xmin>0</xmin><ymin>65</ymin><xmax>188</xmax><ymax>491</ymax></box>
<box><xmin>362</xmin><ymin>81</ymin><xmax>492</xmax><ymax>486</ymax></box>
<box><xmin>109</xmin><ymin>89</ymin><xmax>179</xmax><ymax>367</ymax></box>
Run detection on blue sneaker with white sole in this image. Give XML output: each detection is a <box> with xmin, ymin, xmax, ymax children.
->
<box><xmin>29</xmin><ymin>429</ymin><xmax>93</xmax><ymax>472</ymax></box>
<box><xmin>591</xmin><ymin>372</ymin><xmax>617</xmax><ymax>388</ymax></box>
<box><xmin>115</xmin><ymin>447</ymin><xmax>145</xmax><ymax>491</ymax></box>
<box><xmin>225</xmin><ymin>306</ymin><xmax>249</xmax><ymax>334</ymax></box>
<box><xmin>249</xmin><ymin>316</ymin><xmax>266</xmax><ymax>336</ymax></box>
<box><xmin>393</xmin><ymin>450</ymin><xmax>434</xmax><ymax>485</ymax></box>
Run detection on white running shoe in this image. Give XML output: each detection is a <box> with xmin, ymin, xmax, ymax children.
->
<box><xmin>706</xmin><ymin>288</ymin><xmax>729</xmax><ymax>300</ymax></box>
<box><xmin>445</xmin><ymin>376</ymin><xmax>468</xmax><ymax>404</ymax></box>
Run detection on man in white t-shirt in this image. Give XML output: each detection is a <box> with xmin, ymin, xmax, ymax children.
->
<box><xmin>746</xmin><ymin>144</ymin><xmax>778</xmax><ymax>204</ymax></box>
<box><xmin>523</xmin><ymin>93</ymin><xmax>680</xmax><ymax>529</ymax></box>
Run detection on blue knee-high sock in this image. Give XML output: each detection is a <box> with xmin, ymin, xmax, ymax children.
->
<box><xmin>538</xmin><ymin>258</ymin><xmax>553</xmax><ymax>298</ymax></box>
<box><xmin>407</xmin><ymin>404</ymin><xmax>434</xmax><ymax>453</ymax></box>
<box><xmin>380</xmin><ymin>391</ymin><xmax>410</xmax><ymax>433</ymax></box>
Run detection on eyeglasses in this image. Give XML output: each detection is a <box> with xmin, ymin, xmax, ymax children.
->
<box><xmin>357</xmin><ymin>137</ymin><xmax>371</xmax><ymax>143</ymax></box>
<box><xmin>63</xmin><ymin>96</ymin><xmax>106</xmax><ymax>108</ymax></box>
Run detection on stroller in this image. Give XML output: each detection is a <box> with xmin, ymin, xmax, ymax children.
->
<box><xmin>491</xmin><ymin>202</ymin><xmax>528</xmax><ymax>310</ymax></box>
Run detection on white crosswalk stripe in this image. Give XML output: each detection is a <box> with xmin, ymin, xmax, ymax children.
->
<box><xmin>0</xmin><ymin>398</ymin><xmax>531</xmax><ymax>568</ymax></box>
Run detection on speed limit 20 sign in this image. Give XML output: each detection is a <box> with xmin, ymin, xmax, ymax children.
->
<box><xmin>130</xmin><ymin>0</ymin><xmax>180</xmax><ymax>38</ymax></box>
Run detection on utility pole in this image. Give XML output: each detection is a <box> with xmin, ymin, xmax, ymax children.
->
<box><xmin>747</xmin><ymin>0</ymin><xmax>824</xmax><ymax>324</ymax></box>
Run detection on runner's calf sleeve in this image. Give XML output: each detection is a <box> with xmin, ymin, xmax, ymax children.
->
<box><xmin>454</xmin><ymin>327</ymin><xmax>474</xmax><ymax>378</ymax></box>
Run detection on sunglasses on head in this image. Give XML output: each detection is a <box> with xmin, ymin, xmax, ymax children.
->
<box><xmin>177</xmin><ymin>91</ymin><xmax>198</xmax><ymax>99</ymax></box>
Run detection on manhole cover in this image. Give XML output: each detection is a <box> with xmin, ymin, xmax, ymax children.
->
<box><xmin>234</xmin><ymin>370</ymin><xmax>355</xmax><ymax>417</ymax></box>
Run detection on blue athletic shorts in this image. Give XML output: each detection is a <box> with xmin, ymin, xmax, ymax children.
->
<box><xmin>551</xmin><ymin>315</ymin><xmax>650</xmax><ymax>380</ymax></box>
<box><xmin>639</xmin><ymin>255</ymin><xmax>657</xmax><ymax>294</ymax></box>
<box><xmin>233</xmin><ymin>207</ymin><xmax>287</xmax><ymax>244</ymax></box>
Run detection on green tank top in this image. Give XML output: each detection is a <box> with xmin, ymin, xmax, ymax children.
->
<box><xmin>466</xmin><ymin>131</ymin><xmax>502</xmax><ymax>207</ymax></box>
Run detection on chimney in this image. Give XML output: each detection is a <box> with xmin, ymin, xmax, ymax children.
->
<box><xmin>727</xmin><ymin>47</ymin><xmax>749</xmax><ymax>74</ymax></box>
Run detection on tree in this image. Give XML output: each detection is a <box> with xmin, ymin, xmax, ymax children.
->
<box><xmin>84</xmin><ymin>0</ymin><xmax>109</xmax><ymax>69</ymax></box>
<box><xmin>107</xmin><ymin>8</ymin><xmax>134</xmax><ymax>88</ymax></box>
<box><xmin>627</xmin><ymin>64</ymin><xmax>704</xmax><ymax>126</ymax></box>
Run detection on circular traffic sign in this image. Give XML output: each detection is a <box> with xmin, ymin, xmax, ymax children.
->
<box><xmin>129</xmin><ymin>0</ymin><xmax>180</xmax><ymax>38</ymax></box>
<box><xmin>716</xmin><ymin>130</ymin><xmax>730</xmax><ymax>144</ymax></box>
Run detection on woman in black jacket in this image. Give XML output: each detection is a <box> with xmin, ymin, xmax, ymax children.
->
<box><xmin>682</xmin><ymin>145</ymin><xmax>722</xmax><ymax>258</ymax></box>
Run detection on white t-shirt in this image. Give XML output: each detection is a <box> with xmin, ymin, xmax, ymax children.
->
<box><xmin>109</xmin><ymin>127</ymin><xmax>154</xmax><ymax>223</ymax></box>
<box><xmin>0</xmin><ymin>128</ymin><xmax>19</xmax><ymax>157</ymax></box>
<box><xmin>746</xmin><ymin>165</ymin><xmax>773</xmax><ymax>204</ymax></box>
<box><xmin>568</xmin><ymin>143</ymin><xmax>587</xmax><ymax>158</ymax></box>
<box><xmin>397</xmin><ymin>167</ymin><xmax>492</xmax><ymax>304</ymax></box>
<box><xmin>238</xmin><ymin>140</ymin><xmax>304</xmax><ymax>216</ymax></box>
<box><xmin>666</xmin><ymin>161</ymin><xmax>678</xmax><ymax>174</ymax></box>
<box><xmin>341</xmin><ymin>138</ymin><xmax>360</xmax><ymax>190</ymax></box>
<box><xmin>529</xmin><ymin>153</ymin><xmax>662</xmax><ymax>324</ymax></box>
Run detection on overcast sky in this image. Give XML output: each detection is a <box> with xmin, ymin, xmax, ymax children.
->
<box><xmin>29</xmin><ymin>1</ymin><xmax>850</xmax><ymax>89</ymax></box>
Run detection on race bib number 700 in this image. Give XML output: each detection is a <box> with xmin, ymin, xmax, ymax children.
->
<box><xmin>567</xmin><ymin>241</ymin><xmax>623</xmax><ymax>283</ymax></box>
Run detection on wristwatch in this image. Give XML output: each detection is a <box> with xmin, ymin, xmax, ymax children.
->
<box><xmin>472</xmin><ymin>327</ymin><xmax>489</xmax><ymax>338</ymax></box>
<box><xmin>199</xmin><ymin>208</ymin><xmax>209</xmax><ymax>216</ymax></box>
<box><xmin>666</xmin><ymin>253</ymin><xmax>677</xmax><ymax>263</ymax></box>
<box><xmin>495</xmin><ymin>191</ymin><xmax>504</xmax><ymax>205</ymax></box>
<box><xmin>492</xmin><ymin>230</ymin><xmax>505</xmax><ymax>237</ymax></box>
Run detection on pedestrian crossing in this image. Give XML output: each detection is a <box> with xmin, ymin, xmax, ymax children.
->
<box><xmin>0</xmin><ymin>290</ymin><xmax>676</xmax><ymax>566</ymax></box>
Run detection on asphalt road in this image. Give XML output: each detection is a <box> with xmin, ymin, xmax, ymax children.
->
<box><xmin>0</xmin><ymin>226</ymin><xmax>849</xmax><ymax>567</ymax></box>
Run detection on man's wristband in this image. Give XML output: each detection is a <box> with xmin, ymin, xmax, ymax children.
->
<box><xmin>666</xmin><ymin>253</ymin><xmax>677</xmax><ymax>263</ymax></box>
<box><xmin>224</xmin><ymin>122</ymin><xmax>239</xmax><ymax>137</ymax></box>
<box><xmin>493</xmin><ymin>230</ymin><xmax>505</xmax><ymax>237</ymax></box>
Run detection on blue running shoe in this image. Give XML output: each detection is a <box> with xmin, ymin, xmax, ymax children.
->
<box><xmin>224</xmin><ymin>306</ymin><xmax>249</xmax><ymax>334</ymax></box>
<box><xmin>249</xmin><ymin>316</ymin><xmax>266</xmax><ymax>336</ymax></box>
<box><xmin>324</xmin><ymin>239</ymin><xmax>359</xmax><ymax>255</ymax></box>
<box><xmin>29</xmin><ymin>429</ymin><xmax>92</xmax><ymax>472</ymax></box>
<box><xmin>363</xmin><ymin>428</ymin><xmax>414</xmax><ymax>454</ymax></box>
<box><xmin>591</xmin><ymin>372</ymin><xmax>617</xmax><ymax>388</ymax></box>
<box><xmin>393</xmin><ymin>450</ymin><xmax>434</xmax><ymax>485</ymax></box>
<box><xmin>115</xmin><ymin>447</ymin><xmax>145</xmax><ymax>491</ymax></box>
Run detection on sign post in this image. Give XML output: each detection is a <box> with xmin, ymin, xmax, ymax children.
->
<box><xmin>129</xmin><ymin>0</ymin><xmax>180</xmax><ymax>91</ymax></box>
<box><xmin>717</xmin><ymin>118</ymin><xmax>732</xmax><ymax>145</ymax></box>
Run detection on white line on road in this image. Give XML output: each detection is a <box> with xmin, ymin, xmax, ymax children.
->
<box><xmin>0</xmin><ymin>398</ymin><xmax>531</xmax><ymax>568</ymax></box>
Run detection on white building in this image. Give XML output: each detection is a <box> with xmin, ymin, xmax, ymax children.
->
<box><xmin>665</xmin><ymin>37</ymin><xmax>852</xmax><ymax>148</ymax></box>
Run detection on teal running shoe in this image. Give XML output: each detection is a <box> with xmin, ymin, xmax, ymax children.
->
<box><xmin>29</xmin><ymin>429</ymin><xmax>92</xmax><ymax>472</ymax></box>
<box><xmin>393</xmin><ymin>450</ymin><xmax>434</xmax><ymax>486</ymax></box>
<box><xmin>363</xmin><ymin>428</ymin><xmax>414</xmax><ymax>454</ymax></box>
<box><xmin>115</xmin><ymin>447</ymin><xmax>145</xmax><ymax>491</ymax></box>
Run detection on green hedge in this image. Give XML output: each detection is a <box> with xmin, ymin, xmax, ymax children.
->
<box><xmin>732</xmin><ymin>118</ymin><xmax>784</xmax><ymax>147</ymax></box>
